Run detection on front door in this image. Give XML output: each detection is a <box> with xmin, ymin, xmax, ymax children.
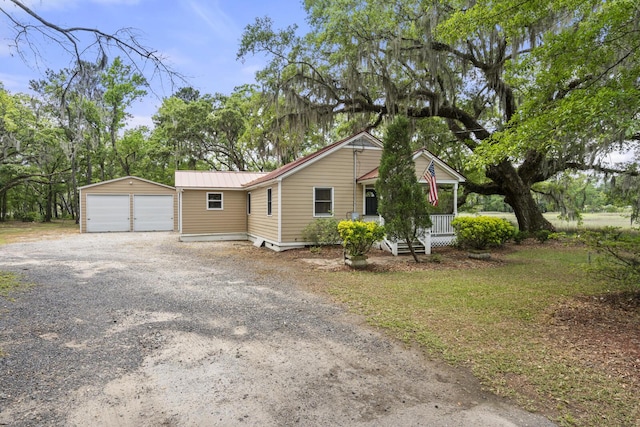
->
<box><xmin>365</xmin><ymin>189</ymin><xmax>378</xmax><ymax>215</ymax></box>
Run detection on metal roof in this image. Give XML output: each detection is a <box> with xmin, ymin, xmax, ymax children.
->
<box><xmin>78</xmin><ymin>175</ymin><xmax>175</xmax><ymax>190</ymax></box>
<box><xmin>175</xmin><ymin>171</ymin><xmax>268</xmax><ymax>189</ymax></box>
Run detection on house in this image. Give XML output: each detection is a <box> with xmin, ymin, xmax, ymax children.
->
<box><xmin>176</xmin><ymin>131</ymin><xmax>466</xmax><ymax>254</ymax></box>
<box><xmin>174</xmin><ymin>170</ymin><xmax>267</xmax><ymax>240</ymax></box>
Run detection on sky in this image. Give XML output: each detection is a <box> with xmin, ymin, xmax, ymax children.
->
<box><xmin>0</xmin><ymin>0</ymin><xmax>309</xmax><ymax>127</ymax></box>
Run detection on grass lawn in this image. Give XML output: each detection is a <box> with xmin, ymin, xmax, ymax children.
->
<box><xmin>463</xmin><ymin>211</ymin><xmax>635</xmax><ymax>230</ymax></box>
<box><xmin>322</xmin><ymin>244</ymin><xmax>639</xmax><ymax>426</ymax></box>
<box><xmin>0</xmin><ymin>220</ymin><xmax>76</xmax><ymax>295</ymax></box>
<box><xmin>0</xmin><ymin>271</ymin><xmax>22</xmax><ymax>297</ymax></box>
<box><xmin>0</xmin><ymin>220</ymin><xmax>78</xmax><ymax>245</ymax></box>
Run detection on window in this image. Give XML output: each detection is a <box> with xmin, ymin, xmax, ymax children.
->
<box><xmin>314</xmin><ymin>187</ymin><xmax>333</xmax><ymax>216</ymax></box>
<box><xmin>267</xmin><ymin>188</ymin><xmax>272</xmax><ymax>216</ymax></box>
<box><xmin>207</xmin><ymin>192</ymin><xmax>223</xmax><ymax>210</ymax></box>
<box><xmin>247</xmin><ymin>192</ymin><xmax>251</xmax><ymax>215</ymax></box>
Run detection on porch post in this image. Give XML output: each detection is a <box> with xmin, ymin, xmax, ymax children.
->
<box><xmin>453</xmin><ymin>183</ymin><xmax>459</xmax><ymax>216</ymax></box>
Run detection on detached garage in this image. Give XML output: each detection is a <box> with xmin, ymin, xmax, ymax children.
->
<box><xmin>79</xmin><ymin>176</ymin><xmax>177</xmax><ymax>233</ymax></box>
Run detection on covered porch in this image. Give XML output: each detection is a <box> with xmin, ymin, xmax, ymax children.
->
<box><xmin>358</xmin><ymin>149</ymin><xmax>465</xmax><ymax>256</ymax></box>
<box><xmin>365</xmin><ymin>211</ymin><xmax>457</xmax><ymax>256</ymax></box>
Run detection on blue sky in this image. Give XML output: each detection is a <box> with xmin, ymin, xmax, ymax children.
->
<box><xmin>0</xmin><ymin>0</ymin><xmax>309</xmax><ymax>127</ymax></box>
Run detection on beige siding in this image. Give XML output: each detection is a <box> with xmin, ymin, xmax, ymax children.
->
<box><xmin>246</xmin><ymin>186</ymin><xmax>279</xmax><ymax>242</ymax></box>
<box><xmin>280</xmin><ymin>147</ymin><xmax>382</xmax><ymax>243</ymax></box>
<box><xmin>80</xmin><ymin>177</ymin><xmax>177</xmax><ymax>233</ymax></box>
<box><xmin>181</xmin><ymin>189</ymin><xmax>247</xmax><ymax>234</ymax></box>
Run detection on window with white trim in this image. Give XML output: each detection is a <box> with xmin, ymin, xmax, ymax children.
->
<box><xmin>207</xmin><ymin>192</ymin><xmax>223</xmax><ymax>210</ymax></box>
<box><xmin>267</xmin><ymin>188</ymin><xmax>272</xmax><ymax>216</ymax></box>
<box><xmin>247</xmin><ymin>192</ymin><xmax>251</xmax><ymax>215</ymax></box>
<box><xmin>314</xmin><ymin>187</ymin><xmax>333</xmax><ymax>216</ymax></box>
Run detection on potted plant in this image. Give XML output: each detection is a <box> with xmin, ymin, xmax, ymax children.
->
<box><xmin>337</xmin><ymin>220</ymin><xmax>385</xmax><ymax>268</ymax></box>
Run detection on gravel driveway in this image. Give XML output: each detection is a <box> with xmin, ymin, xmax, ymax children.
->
<box><xmin>0</xmin><ymin>232</ymin><xmax>554</xmax><ymax>426</ymax></box>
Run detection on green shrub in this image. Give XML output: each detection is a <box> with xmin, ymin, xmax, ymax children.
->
<box><xmin>301</xmin><ymin>218</ymin><xmax>341</xmax><ymax>246</ymax></box>
<box><xmin>18</xmin><ymin>211</ymin><xmax>41</xmax><ymax>222</ymax></box>
<box><xmin>548</xmin><ymin>232</ymin><xmax>569</xmax><ymax>241</ymax></box>
<box><xmin>535</xmin><ymin>229</ymin><xmax>551</xmax><ymax>243</ymax></box>
<box><xmin>428</xmin><ymin>253</ymin><xmax>443</xmax><ymax>263</ymax></box>
<box><xmin>513</xmin><ymin>230</ymin><xmax>529</xmax><ymax>244</ymax></box>
<box><xmin>582</xmin><ymin>227</ymin><xmax>640</xmax><ymax>289</ymax></box>
<box><xmin>337</xmin><ymin>220</ymin><xmax>385</xmax><ymax>257</ymax></box>
<box><xmin>451</xmin><ymin>216</ymin><xmax>516</xmax><ymax>250</ymax></box>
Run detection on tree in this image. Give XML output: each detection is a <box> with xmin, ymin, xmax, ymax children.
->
<box><xmin>1</xmin><ymin>0</ymin><xmax>180</xmax><ymax>88</ymax></box>
<box><xmin>376</xmin><ymin>116</ymin><xmax>431</xmax><ymax>262</ymax></box>
<box><xmin>101</xmin><ymin>57</ymin><xmax>148</xmax><ymax>176</ymax></box>
<box><xmin>0</xmin><ymin>85</ymin><xmax>71</xmax><ymax>221</ymax></box>
<box><xmin>239</xmin><ymin>0</ymin><xmax>640</xmax><ymax>232</ymax></box>
<box><xmin>152</xmin><ymin>91</ymin><xmax>216</xmax><ymax>170</ymax></box>
<box><xmin>583</xmin><ymin>228</ymin><xmax>640</xmax><ymax>291</ymax></box>
<box><xmin>152</xmin><ymin>85</ymin><xmax>328</xmax><ymax>172</ymax></box>
<box><xmin>30</xmin><ymin>64</ymin><xmax>103</xmax><ymax>220</ymax></box>
<box><xmin>0</xmin><ymin>86</ymin><xmax>37</xmax><ymax>220</ymax></box>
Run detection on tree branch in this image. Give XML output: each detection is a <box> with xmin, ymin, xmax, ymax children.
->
<box><xmin>3</xmin><ymin>0</ymin><xmax>184</xmax><ymax>91</ymax></box>
<box><xmin>566</xmin><ymin>162</ymin><xmax>640</xmax><ymax>177</ymax></box>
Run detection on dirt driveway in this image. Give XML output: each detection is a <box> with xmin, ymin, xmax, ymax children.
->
<box><xmin>0</xmin><ymin>233</ymin><xmax>554</xmax><ymax>426</ymax></box>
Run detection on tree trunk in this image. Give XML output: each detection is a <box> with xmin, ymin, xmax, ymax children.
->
<box><xmin>70</xmin><ymin>142</ymin><xmax>79</xmax><ymax>224</ymax></box>
<box><xmin>505</xmin><ymin>187</ymin><xmax>554</xmax><ymax>232</ymax></box>
<box><xmin>44</xmin><ymin>180</ymin><xmax>53</xmax><ymax>222</ymax></box>
<box><xmin>0</xmin><ymin>191</ymin><xmax>6</xmax><ymax>221</ymax></box>
<box><xmin>405</xmin><ymin>238</ymin><xmax>420</xmax><ymax>263</ymax></box>
<box><xmin>489</xmin><ymin>160</ymin><xmax>555</xmax><ymax>232</ymax></box>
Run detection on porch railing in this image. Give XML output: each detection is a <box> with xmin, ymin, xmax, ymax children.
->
<box><xmin>367</xmin><ymin>214</ymin><xmax>456</xmax><ymax>255</ymax></box>
<box><xmin>430</xmin><ymin>214</ymin><xmax>456</xmax><ymax>247</ymax></box>
<box><xmin>430</xmin><ymin>214</ymin><xmax>455</xmax><ymax>235</ymax></box>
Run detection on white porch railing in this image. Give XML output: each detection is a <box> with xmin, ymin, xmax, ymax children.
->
<box><xmin>367</xmin><ymin>214</ymin><xmax>456</xmax><ymax>255</ymax></box>
<box><xmin>431</xmin><ymin>214</ymin><xmax>454</xmax><ymax>235</ymax></box>
<box><xmin>430</xmin><ymin>214</ymin><xmax>456</xmax><ymax>247</ymax></box>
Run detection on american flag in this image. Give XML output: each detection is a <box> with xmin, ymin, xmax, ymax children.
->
<box><xmin>424</xmin><ymin>160</ymin><xmax>438</xmax><ymax>206</ymax></box>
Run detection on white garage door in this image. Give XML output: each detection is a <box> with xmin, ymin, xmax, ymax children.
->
<box><xmin>133</xmin><ymin>195</ymin><xmax>174</xmax><ymax>231</ymax></box>
<box><xmin>86</xmin><ymin>195</ymin><xmax>130</xmax><ymax>232</ymax></box>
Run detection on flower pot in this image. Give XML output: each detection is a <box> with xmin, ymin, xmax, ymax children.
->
<box><xmin>345</xmin><ymin>254</ymin><xmax>368</xmax><ymax>268</ymax></box>
<box><xmin>468</xmin><ymin>250</ymin><xmax>491</xmax><ymax>260</ymax></box>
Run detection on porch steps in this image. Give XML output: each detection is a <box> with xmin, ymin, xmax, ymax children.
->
<box><xmin>395</xmin><ymin>240</ymin><xmax>426</xmax><ymax>255</ymax></box>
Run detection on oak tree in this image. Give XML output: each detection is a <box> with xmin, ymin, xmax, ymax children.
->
<box><xmin>239</xmin><ymin>0</ymin><xmax>640</xmax><ymax>231</ymax></box>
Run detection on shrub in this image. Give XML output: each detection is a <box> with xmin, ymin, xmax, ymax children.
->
<box><xmin>548</xmin><ymin>232</ymin><xmax>569</xmax><ymax>242</ymax></box>
<box><xmin>535</xmin><ymin>229</ymin><xmax>551</xmax><ymax>243</ymax></box>
<box><xmin>582</xmin><ymin>227</ymin><xmax>640</xmax><ymax>289</ymax></box>
<box><xmin>337</xmin><ymin>220</ymin><xmax>385</xmax><ymax>257</ymax></box>
<box><xmin>428</xmin><ymin>253</ymin><xmax>443</xmax><ymax>263</ymax></box>
<box><xmin>301</xmin><ymin>218</ymin><xmax>341</xmax><ymax>246</ymax></box>
<box><xmin>18</xmin><ymin>211</ymin><xmax>41</xmax><ymax>222</ymax></box>
<box><xmin>513</xmin><ymin>230</ymin><xmax>530</xmax><ymax>244</ymax></box>
<box><xmin>451</xmin><ymin>216</ymin><xmax>516</xmax><ymax>250</ymax></box>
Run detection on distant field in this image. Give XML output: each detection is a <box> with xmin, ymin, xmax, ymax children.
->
<box><xmin>461</xmin><ymin>211</ymin><xmax>634</xmax><ymax>230</ymax></box>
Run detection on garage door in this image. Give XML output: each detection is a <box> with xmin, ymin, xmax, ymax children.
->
<box><xmin>86</xmin><ymin>195</ymin><xmax>130</xmax><ymax>232</ymax></box>
<box><xmin>133</xmin><ymin>195</ymin><xmax>174</xmax><ymax>231</ymax></box>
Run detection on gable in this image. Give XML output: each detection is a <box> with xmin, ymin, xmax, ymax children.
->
<box><xmin>79</xmin><ymin>176</ymin><xmax>175</xmax><ymax>191</ymax></box>
<box><xmin>244</xmin><ymin>131</ymin><xmax>383</xmax><ymax>189</ymax></box>
<box><xmin>356</xmin><ymin>150</ymin><xmax>465</xmax><ymax>184</ymax></box>
<box><xmin>413</xmin><ymin>150</ymin><xmax>466</xmax><ymax>183</ymax></box>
